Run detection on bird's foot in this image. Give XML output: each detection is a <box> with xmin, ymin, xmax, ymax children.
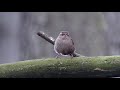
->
<box><xmin>70</xmin><ymin>54</ymin><xmax>74</xmax><ymax>59</ymax></box>
<box><xmin>55</xmin><ymin>54</ymin><xmax>61</xmax><ymax>59</ymax></box>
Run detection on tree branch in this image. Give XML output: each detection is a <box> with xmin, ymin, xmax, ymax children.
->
<box><xmin>37</xmin><ymin>31</ymin><xmax>55</xmax><ymax>45</ymax></box>
<box><xmin>37</xmin><ymin>31</ymin><xmax>84</xmax><ymax>57</ymax></box>
<box><xmin>0</xmin><ymin>56</ymin><xmax>120</xmax><ymax>78</ymax></box>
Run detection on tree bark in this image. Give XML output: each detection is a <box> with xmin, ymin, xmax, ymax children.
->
<box><xmin>0</xmin><ymin>56</ymin><xmax>120</xmax><ymax>78</ymax></box>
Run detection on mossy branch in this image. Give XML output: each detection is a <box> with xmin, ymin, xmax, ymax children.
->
<box><xmin>0</xmin><ymin>56</ymin><xmax>120</xmax><ymax>78</ymax></box>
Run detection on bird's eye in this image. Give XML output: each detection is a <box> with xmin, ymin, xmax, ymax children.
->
<box><xmin>66</xmin><ymin>34</ymin><xmax>69</xmax><ymax>36</ymax></box>
<box><xmin>61</xmin><ymin>34</ymin><xmax>64</xmax><ymax>36</ymax></box>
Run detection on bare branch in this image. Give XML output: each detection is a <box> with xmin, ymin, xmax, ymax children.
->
<box><xmin>37</xmin><ymin>31</ymin><xmax>55</xmax><ymax>45</ymax></box>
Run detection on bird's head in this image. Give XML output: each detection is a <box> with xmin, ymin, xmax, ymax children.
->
<box><xmin>59</xmin><ymin>31</ymin><xmax>70</xmax><ymax>38</ymax></box>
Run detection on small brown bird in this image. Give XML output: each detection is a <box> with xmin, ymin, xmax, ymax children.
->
<box><xmin>54</xmin><ymin>31</ymin><xmax>75</xmax><ymax>58</ymax></box>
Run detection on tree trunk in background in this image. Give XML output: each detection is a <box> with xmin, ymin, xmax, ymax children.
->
<box><xmin>103</xmin><ymin>12</ymin><xmax>120</xmax><ymax>55</ymax></box>
<box><xmin>0</xmin><ymin>12</ymin><xmax>21</xmax><ymax>63</ymax></box>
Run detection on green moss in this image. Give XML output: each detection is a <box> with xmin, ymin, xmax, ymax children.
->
<box><xmin>0</xmin><ymin>56</ymin><xmax>120</xmax><ymax>78</ymax></box>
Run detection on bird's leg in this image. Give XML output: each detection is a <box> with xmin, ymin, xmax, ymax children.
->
<box><xmin>55</xmin><ymin>54</ymin><xmax>61</xmax><ymax>59</ymax></box>
<box><xmin>70</xmin><ymin>54</ymin><xmax>74</xmax><ymax>59</ymax></box>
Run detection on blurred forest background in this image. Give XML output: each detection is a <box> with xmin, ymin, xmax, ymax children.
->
<box><xmin>0</xmin><ymin>12</ymin><xmax>120</xmax><ymax>64</ymax></box>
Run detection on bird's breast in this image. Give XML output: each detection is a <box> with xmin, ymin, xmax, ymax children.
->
<box><xmin>54</xmin><ymin>38</ymin><xmax>75</xmax><ymax>55</ymax></box>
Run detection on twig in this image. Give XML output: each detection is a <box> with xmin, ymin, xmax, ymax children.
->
<box><xmin>37</xmin><ymin>31</ymin><xmax>55</xmax><ymax>45</ymax></box>
<box><xmin>37</xmin><ymin>31</ymin><xmax>85</xmax><ymax>57</ymax></box>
